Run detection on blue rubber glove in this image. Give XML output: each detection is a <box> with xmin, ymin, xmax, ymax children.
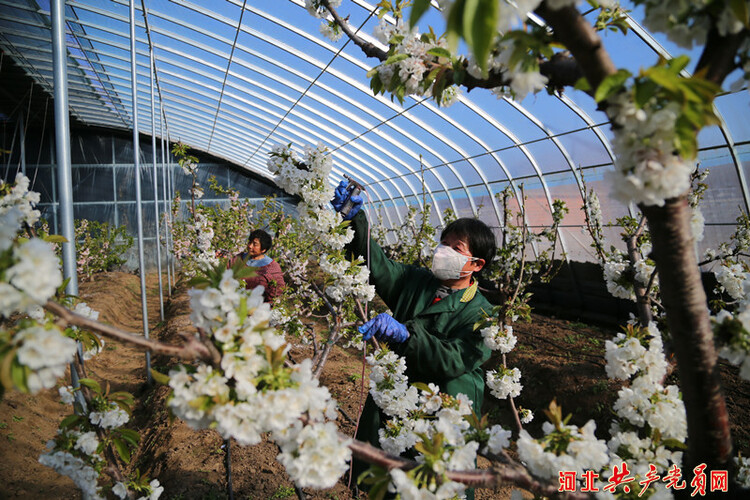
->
<box><xmin>331</xmin><ymin>180</ymin><xmax>363</xmax><ymax>220</ymax></box>
<box><xmin>359</xmin><ymin>313</ymin><xmax>410</xmax><ymax>343</ymax></box>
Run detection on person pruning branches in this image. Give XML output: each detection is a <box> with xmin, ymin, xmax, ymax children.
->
<box><xmin>229</xmin><ymin>229</ymin><xmax>285</xmax><ymax>303</ymax></box>
<box><xmin>331</xmin><ymin>179</ymin><xmax>496</xmax><ymax>483</ymax></box>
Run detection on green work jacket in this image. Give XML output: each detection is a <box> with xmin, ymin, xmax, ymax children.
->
<box><xmin>347</xmin><ymin>211</ymin><xmax>492</xmax><ymax>450</ymax></box>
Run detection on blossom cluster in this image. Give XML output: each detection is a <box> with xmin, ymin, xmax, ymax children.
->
<box><xmin>638</xmin><ymin>0</ymin><xmax>745</xmax><ymax>49</ymax></box>
<box><xmin>486</xmin><ymin>364</ymin><xmax>522</xmax><ymax>399</ymax></box>
<box><xmin>14</xmin><ymin>324</ymin><xmax>78</xmax><ymax>392</ymax></box>
<box><xmin>367</xmin><ymin>354</ymin><xmax>514</xmax><ymax>498</ymax></box>
<box><xmin>480</xmin><ymin>322</ymin><xmax>517</xmax><ymax>354</ymax></box>
<box><xmin>191</xmin><ymin>212</ymin><xmax>219</xmax><ymax>272</ymax></box>
<box><xmin>0</xmin><ymin>171</ymin><xmax>41</xmax><ymax>231</ymax></box>
<box><xmin>371</xmin><ymin>18</ymin><xmax>462</xmax><ymax>106</ymax></box>
<box><xmin>267</xmin><ymin>143</ymin><xmax>354</xmax><ymax>249</ymax></box>
<box><xmin>606</xmin><ymin>94</ymin><xmax>694</xmax><ymax>207</ymax></box>
<box><xmin>605</xmin><ymin>323</ymin><xmax>687</xmax><ymax>478</ymax></box>
<box><xmin>168</xmin><ymin>270</ymin><xmax>351</xmax><ymax>488</ymax></box>
<box><xmin>42</xmin><ymin>375</ymin><xmax>162</xmax><ymax>500</ymax></box>
<box><xmin>319</xmin><ymin>253</ymin><xmax>375</xmax><ymax>303</ymax></box>
<box><xmin>0</xmin><ymin>175</ymin><xmax>82</xmax><ymax>395</ymax></box>
<box><xmin>467</xmin><ymin>39</ymin><xmax>548</xmax><ymax>102</ymax></box>
<box><xmin>367</xmin><ymin>349</ymin><xmax>419</xmax><ymax>418</ymax></box>
<box><xmin>715</xmin><ymin>263</ymin><xmax>748</xmax><ymax>303</ymax></box>
<box><xmin>517</xmin><ymin>420</ymin><xmax>610</xmax><ymax>480</ymax></box>
<box><xmin>712</xmin><ymin>309</ymin><xmax>750</xmax><ymax>381</ymax></box>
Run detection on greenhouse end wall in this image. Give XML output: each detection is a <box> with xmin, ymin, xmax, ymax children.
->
<box><xmin>1</xmin><ymin>126</ymin><xmax>294</xmax><ymax>272</ymax></box>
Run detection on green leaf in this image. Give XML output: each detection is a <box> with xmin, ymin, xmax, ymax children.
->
<box><xmin>43</xmin><ymin>234</ymin><xmax>68</xmax><ymax>244</ymax></box>
<box><xmin>383</xmin><ymin>53</ymin><xmax>409</xmax><ymax>66</ymax></box>
<box><xmin>113</xmin><ymin>437</ymin><xmax>132</xmax><ymax>464</ymax></box>
<box><xmin>0</xmin><ymin>347</ymin><xmax>17</xmax><ymax>391</ymax></box>
<box><xmin>117</xmin><ymin>428</ymin><xmax>141</xmax><ymax>447</ymax></box>
<box><xmin>633</xmin><ymin>79</ymin><xmax>658</xmax><ymax>107</ymax></box>
<box><xmin>573</xmin><ymin>77</ymin><xmax>592</xmax><ymax>92</ymax></box>
<box><xmin>11</xmin><ymin>362</ymin><xmax>28</xmax><ymax>393</ymax></box>
<box><xmin>412</xmin><ymin>382</ymin><xmax>431</xmax><ymax>392</ymax></box>
<box><xmin>186</xmin><ymin>276</ymin><xmax>211</xmax><ymax>289</ymax></box>
<box><xmin>594</xmin><ymin>69</ymin><xmax>631</xmax><ymax>102</ymax></box>
<box><xmin>409</xmin><ymin>0</ymin><xmax>431</xmax><ymax>29</ymax></box>
<box><xmin>423</xmin><ymin>66</ymin><xmax>442</xmax><ymax>88</ymax></box>
<box><xmin>426</xmin><ymin>47</ymin><xmax>452</xmax><ymax>59</ymax></box>
<box><xmin>60</xmin><ymin>414</ymin><xmax>82</xmax><ymax>429</ymax></box>
<box><xmin>445</xmin><ymin>0</ymin><xmax>465</xmax><ymax>52</ymax></box>
<box><xmin>667</xmin><ymin>54</ymin><xmax>691</xmax><ymax>74</ymax></box>
<box><xmin>464</xmin><ymin>0</ymin><xmax>498</xmax><ymax>77</ymax></box>
<box><xmin>78</xmin><ymin>378</ymin><xmax>102</xmax><ymax>394</ymax></box>
<box><xmin>662</xmin><ymin>438</ymin><xmax>688</xmax><ymax>450</ymax></box>
<box><xmin>366</xmin><ymin>66</ymin><xmax>379</xmax><ymax>79</ymax></box>
<box><xmin>150</xmin><ymin>368</ymin><xmax>170</xmax><ymax>385</ymax></box>
<box><xmin>646</xmin><ymin>67</ymin><xmax>681</xmax><ymax>93</ymax></box>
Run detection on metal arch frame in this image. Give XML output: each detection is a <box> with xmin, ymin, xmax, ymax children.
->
<box><xmin>129</xmin><ymin>0</ymin><xmax>467</xmax><ymax>223</ymax></box>
<box><xmin>0</xmin><ymin>4</ymin><xmax>125</xmax><ymax>125</ymax></box>
<box><xmin>78</xmin><ymin>0</ymin><xmax>433</xmax><ymax>216</ymax></box>
<box><xmin>203</xmin><ymin>0</ymin><xmax>479</xmax><ymax>218</ymax></box>
<box><xmin>168</xmin><ymin>0</ymin><xmax>456</xmax><ymax>218</ymax></box>
<box><xmin>4</xmin><ymin>0</ymin><xmax>459</xmax><ymax>222</ymax></box>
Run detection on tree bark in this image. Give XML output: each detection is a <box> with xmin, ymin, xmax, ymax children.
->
<box><xmin>641</xmin><ymin>198</ymin><xmax>733</xmax><ymax>473</ymax></box>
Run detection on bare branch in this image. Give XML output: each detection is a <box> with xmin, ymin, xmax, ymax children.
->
<box><xmin>44</xmin><ymin>300</ymin><xmax>213</xmax><ymax>362</ymax></box>
<box><xmin>535</xmin><ymin>3</ymin><xmax>617</xmax><ymax>90</ymax></box>
<box><xmin>626</xmin><ymin>216</ymin><xmax>653</xmax><ymax>326</ymax></box>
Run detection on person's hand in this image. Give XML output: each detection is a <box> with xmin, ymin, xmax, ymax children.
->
<box><xmin>359</xmin><ymin>313</ymin><xmax>410</xmax><ymax>343</ymax></box>
<box><xmin>331</xmin><ymin>180</ymin><xmax>363</xmax><ymax>220</ymax></box>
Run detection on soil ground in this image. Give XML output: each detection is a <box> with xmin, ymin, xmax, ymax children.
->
<box><xmin>1</xmin><ymin>271</ymin><xmax>748</xmax><ymax>500</ymax></box>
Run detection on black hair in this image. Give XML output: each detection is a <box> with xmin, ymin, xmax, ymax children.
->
<box><xmin>440</xmin><ymin>218</ymin><xmax>496</xmax><ymax>272</ymax></box>
<box><xmin>248</xmin><ymin>229</ymin><xmax>273</xmax><ymax>252</ymax></box>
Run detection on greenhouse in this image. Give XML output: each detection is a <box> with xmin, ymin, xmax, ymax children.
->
<box><xmin>1</xmin><ymin>0</ymin><xmax>749</xmax><ymax>499</ymax></box>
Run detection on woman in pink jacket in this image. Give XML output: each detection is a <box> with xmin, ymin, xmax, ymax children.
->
<box><xmin>229</xmin><ymin>229</ymin><xmax>285</xmax><ymax>303</ymax></box>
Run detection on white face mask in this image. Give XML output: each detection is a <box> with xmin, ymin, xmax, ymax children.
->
<box><xmin>431</xmin><ymin>244</ymin><xmax>476</xmax><ymax>281</ymax></box>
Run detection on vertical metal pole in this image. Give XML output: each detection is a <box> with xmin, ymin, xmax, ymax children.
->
<box><xmin>160</xmin><ymin>104</ymin><xmax>171</xmax><ymax>297</ymax></box>
<box><xmin>52</xmin><ymin>0</ymin><xmax>86</xmax><ymax>412</ymax></box>
<box><xmin>130</xmin><ymin>0</ymin><xmax>152</xmax><ymax>384</ymax></box>
<box><xmin>19</xmin><ymin>113</ymin><xmax>26</xmax><ymax>176</ymax></box>
<box><xmin>168</xmin><ymin>144</ymin><xmax>175</xmax><ymax>283</ymax></box>
<box><xmin>112</xmin><ymin>135</ymin><xmax>119</xmax><ymax>227</ymax></box>
<box><xmin>49</xmin><ymin>131</ymin><xmax>59</xmax><ymax>236</ymax></box>
<box><xmin>149</xmin><ymin>44</ymin><xmax>164</xmax><ymax>321</ymax></box>
<box><xmin>52</xmin><ymin>0</ymin><xmax>77</xmax><ymax>296</ymax></box>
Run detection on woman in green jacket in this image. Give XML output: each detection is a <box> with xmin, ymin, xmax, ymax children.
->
<box><xmin>331</xmin><ymin>181</ymin><xmax>496</xmax><ymax>477</ymax></box>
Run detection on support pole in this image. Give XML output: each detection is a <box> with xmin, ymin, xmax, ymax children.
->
<box><xmin>168</xmin><ymin>142</ymin><xmax>175</xmax><ymax>284</ymax></box>
<box><xmin>52</xmin><ymin>0</ymin><xmax>77</xmax><ymax>297</ymax></box>
<box><xmin>19</xmin><ymin>112</ymin><xmax>26</xmax><ymax>176</ymax></box>
<box><xmin>130</xmin><ymin>0</ymin><xmax>152</xmax><ymax>384</ymax></box>
<box><xmin>160</xmin><ymin>105</ymin><xmax>171</xmax><ymax>297</ymax></box>
<box><xmin>52</xmin><ymin>0</ymin><xmax>85</xmax><ymax>411</ymax></box>
<box><xmin>149</xmin><ymin>44</ymin><xmax>164</xmax><ymax>321</ymax></box>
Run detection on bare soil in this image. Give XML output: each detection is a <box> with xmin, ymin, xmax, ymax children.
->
<box><xmin>1</xmin><ymin>272</ymin><xmax>748</xmax><ymax>500</ymax></box>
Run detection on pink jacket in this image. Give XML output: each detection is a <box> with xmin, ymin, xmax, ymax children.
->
<box><xmin>229</xmin><ymin>254</ymin><xmax>286</xmax><ymax>303</ymax></box>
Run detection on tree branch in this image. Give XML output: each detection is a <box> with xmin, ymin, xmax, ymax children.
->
<box><xmin>44</xmin><ymin>300</ymin><xmax>213</xmax><ymax>362</ymax></box>
<box><xmin>694</xmin><ymin>28</ymin><xmax>747</xmax><ymax>85</ymax></box>
<box><xmin>535</xmin><ymin>3</ymin><xmax>617</xmax><ymax>90</ymax></box>
<box><xmin>322</xmin><ymin>0</ymin><xmax>585</xmax><ymax>91</ymax></box>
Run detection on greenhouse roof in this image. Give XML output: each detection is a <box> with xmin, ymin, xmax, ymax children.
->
<box><xmin>0</xmin><ymin>0</ymin><xmax>748</xmax><ymax>261</ymax></box>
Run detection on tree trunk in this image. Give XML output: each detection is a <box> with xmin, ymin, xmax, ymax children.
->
<box><xmin>641</xmin><ymin>198</ymin><xmax>732</xmax><ymax>475</ymax></box>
